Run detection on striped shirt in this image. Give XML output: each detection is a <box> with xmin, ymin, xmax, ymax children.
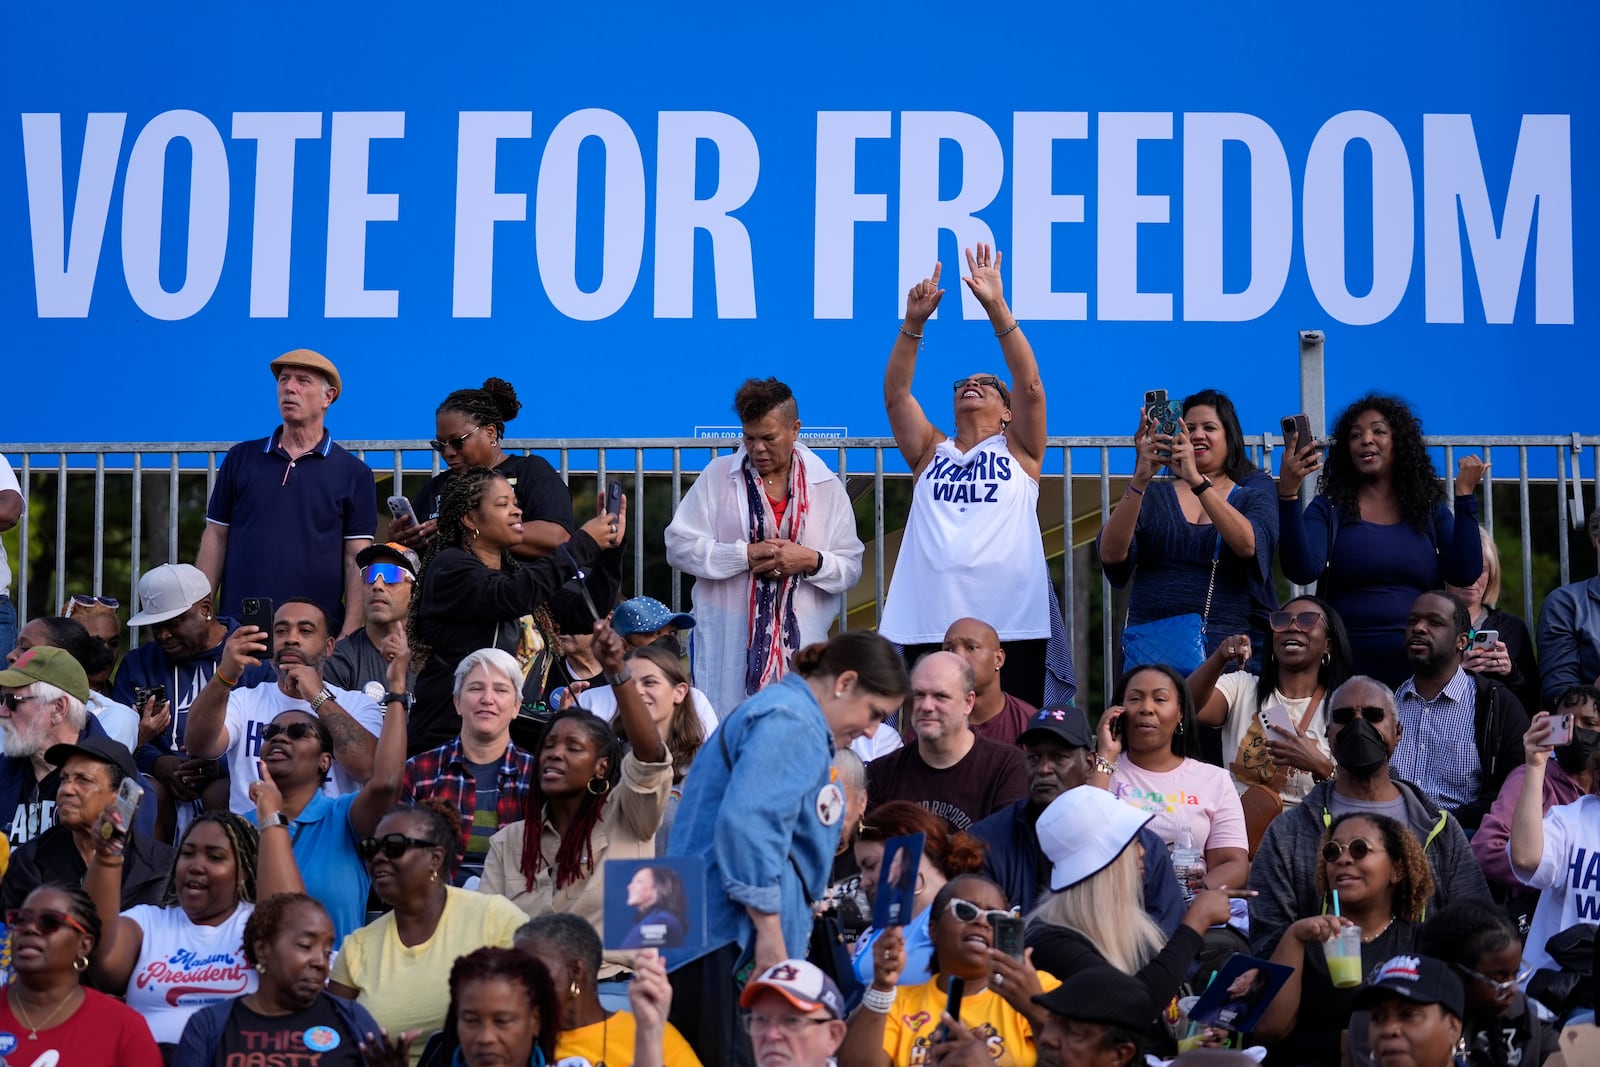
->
<box><xmin>1392</xmin><ymin>668</ymin><xmax>1480</xmax><ymax>815</ymax></box>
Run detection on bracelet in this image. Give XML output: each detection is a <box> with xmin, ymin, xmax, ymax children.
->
<box><xmin>898</xmin><ymin>324</ymin><xmax>924</xmax><ymax>340</ymax></box>
<box><xmin>1125</xmin><ymin>484</ymin><xmax>1146</xmax><ymax>497</ymax></box>
<box><xmin>1092</xmin><ymin>754</ymin><xmax>1118</xmax><ymax>776</ymax></box>
<box><xmin>606</xmin><ymin>668</ymin><xmax>633</xmax><ymax>688</ymax></box>
<box><xmin>215</xmin><ymin>671</ymin><xmax>239</xmax><ymax>689</ymax></box>
<box><xmin>994</xmin><ymin>320</ymin><xmax>1020</xmax><ymax>338</ymax></box>
<box><xmin>808</xmin><ymin>551</ymin><xmax>825</xmax><ymax>577</ymax></box>
<box><xmin>309</xmin><ymin>688</ymin><xmax>334</xmax><ymax>712</ymax></box>
<box><xmin>1192</xmin><ymin>477</ymin><xmax>1214</xmax><ymax>496</ymax></box>
<box><xmin>860</xmin><ymin>986</ymin><xmax>897</xmax><ymax>1014</ymax></box>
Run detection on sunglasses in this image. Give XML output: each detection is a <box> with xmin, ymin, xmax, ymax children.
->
<box><xmin>5</xmin><ymin>908</ymin><xmax>89</xmax><ymax>937</ymax></box>
<box><xmin>1459</xmin><ymin>963</ymin><xmax>1533</xmax><ymax>998</ymax></box>
<box><xmin>1269</xmin><ymin>611</ymin><xmax>1324</xmax><ymax>633</ymax></box>
<box><xmin>946</xmin><ymin>897</ymin><xmax>1016</xmax><ymax>925</ymax></box>
<box><xmin>356</xmin><ymin>833</ymin><xmax>437</xmax><ymax>863</ymax></box>
<box><xmin>952</xmin><ymin>375</ymin><xmax>1010</xmax><ymax>403</ymax></box>
<box><xmin>1322</xmin><ymin>837</ymin><xmax>1386</xmax><ymax>863</ymax></box>
<box><xmin>261</xmin><ymin>721</ymin><xmax>318</xmax><ymax>743</ymax></box>
<box><xmin>1330</xmin><ymin>705</ymin><xmax>1387</xmax><ymax>726</ymax></box>
<box><xmin>429</xmin><ymin>426</ymin><xmax>481</xmax><ymax>453</ymax></box>
<box><xmin>69</xmin><ymin>594</ymin><xmax>121</xmax><ymax>609</ymax></box>
<box><xmin>2</xmin><ymin>694</ymin><xmax>39</xmax><ymax>712</ymax></box>
<box><xmin>361</xmin><ymin>563</ymin><xmax>413</xmax><ymax>586</ymax></box>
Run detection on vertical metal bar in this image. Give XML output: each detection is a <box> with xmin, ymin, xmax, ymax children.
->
<box><xmin>1443</xmin><ymin>445</ymin><xmax>1455</xmax><ymax>497</ymax></box>
<box><xmin>54</xmin><ymin>454</ymin><xmax>68</xmax><ymax>610</ymax></box>
<box><xmin>1557</xmin><ymin>445</ymin><xmax>1571</xmax><ymax>588</ymax></box>
<box><xmin>16</xmin><ymin>455</ymin><xmax>30</xmax><ymax>622</ymax></box>
<box><xmin>1060</xmin><ymin>443</ymin><xmax>1075</xmax><ymax>647</ymax></box>
<box><xmin>559</xmin><ymin>448</ymin><xmax>569</xmax><ymax>486</ymax></box>
<box><xmin>874</xmin><ymin>448</ymin><xmax>885</xmax><ymax>624</ymax></box>
<box><xmin>1483</xmin><ymin>446</ymin><xmax>1494</xmax><ymax>538</ymax></box>
<box><xmin>1099</xmin><ymin>447</ymin><xmax>1113</xmax><ymax>708</ymax></box>
<box><xmin>634</xmin><ymin>449</ymin><xmax>645</xmax><ymax>598</ymax></box>
<box><xmin>131</xmin><ymin>452</ymin><xmax>143</xmax><ymax>625</ymax></box>
<box><xmin>169</xmin><ymin>454</ymin><xmax>181</xmax><ymax>564</ymax></box>
<box><xmin>392</xmin><ymin>450</ymin><xmax>403</xmax><ymax>501</ymax></box>
<box><xmin>1299</xmin><ymin>331</ymin><xmax>1327</xmax><ymax>436</ymax></box>
<box><xmin>837</xmin><ymin>446</ymin><xmax>849</xmax><ymax>631</ymax></box>
<box><xmin>1519</xmin><ymin>448</ymin><xmax>1534</xmax><ymax>624</ymax></box>
<box><xmin>670</xmin><ymin>449</ymin><xmax>683</xmax><ymax>612</ymax></box>
<box><xmin>93</xmin><ymin>452</ymin><xmax>106</xmax><ymax>593</ymax></box>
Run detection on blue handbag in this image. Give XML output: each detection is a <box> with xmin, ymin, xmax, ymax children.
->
<box><xmin>1120</xmin><ymin>531</ymin><xmax>1221</xmax><ymax>676</ymax></box>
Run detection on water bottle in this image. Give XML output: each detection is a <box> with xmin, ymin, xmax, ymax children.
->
<box><xmin>1170</xmin><ymin>829</ymin><xmax>1206</xmax><ymax>905</ymax></box>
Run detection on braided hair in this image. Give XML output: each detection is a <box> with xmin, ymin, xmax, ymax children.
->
<box><xmin>438</xmin><ymin>377</ymin><xmax>522</xmax><ymax>441</ymax></box>
<box><xmin>407</xmin><ymin>465</ymin><xmax>518</xmax><ymax>665</ymax></box>
<box><xmin>30</xmin><ymin>882</ymin><xmax>102</xmax><ymax>953</ymax></box>
<box><xmin>446</xmin><ymin>947</ymin><xmax>559</xmax><ymax>1061</ymax></box>
<box><xmin>1319</xmin><ymin>392</ymin><xmax>1445</xmax><ymax>532</ymax></box>
<box><xmin>163</xmin><ymin>811</ymin><xmax>261</xmax><ymax>908</ymax></box>
<box><xmin>521</xmin><ymin>709</ymin><xmax>622</xmax><ymax>893</ymax></box>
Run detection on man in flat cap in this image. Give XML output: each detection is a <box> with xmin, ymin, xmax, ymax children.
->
<box><xmin>196</xmin><ymin>349</ymin><xmax>376</xmax><ymax>639</ymax></box>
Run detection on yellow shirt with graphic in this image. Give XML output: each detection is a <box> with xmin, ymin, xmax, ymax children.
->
<box><xmin>556</xmin><ymin>1010</ymin><xmax>704</xmax><ymax>1067</ymax></box>
<box><xmin>883</xmin><ymin>972</ymin><xmax>1060</xmax><ymax>1066</ymax></box>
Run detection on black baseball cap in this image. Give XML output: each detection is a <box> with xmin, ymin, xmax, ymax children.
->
<box><xmin>46</xmin><ymin>735</ymin><xmax>138</xmax><ymax>782</ymax></box>
<box><xmin>1033</xmin><ymin>967</ymin><xmax>1153</xmax><ymax>1031</ymax></box>
<box><xmin>1351</xmin><ymin>955</ymin><xmax>1465</xmax><ymax>1019</ymax></box>
<box><xmin>1017</xmin><ymin>706</ymin><xmax>1093</xmax><ymax>749</ymax></box>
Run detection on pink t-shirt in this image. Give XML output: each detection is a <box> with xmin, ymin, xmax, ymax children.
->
<box><xmin>1110</xmin><ymin>758</ymin><xmax>1249</xmax><ymax>859</ymax></box>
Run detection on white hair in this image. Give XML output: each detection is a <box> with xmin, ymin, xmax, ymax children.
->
<box><xmin>453</xmin><ymin>647</ymin><xmax>524</xmax><ymax>698</ymax></box>
<box><xmin>30</xmin><ymin>681</ymin><xmax>88</xmax><ymax>734</ymax></box>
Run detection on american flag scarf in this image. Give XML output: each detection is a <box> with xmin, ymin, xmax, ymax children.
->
<box><xmin>742</xmin><ymin>450</ymin><xmax>809</xmax><ymax>698</ymax></box>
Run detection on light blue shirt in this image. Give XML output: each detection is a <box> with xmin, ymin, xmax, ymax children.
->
<box><xmin>247</xmin><ymin>790</ymin><xmax>369</xmax><ymax>944</ymax></box>
<box><xmin>1393</xmin><ymin>667</ymin><xmax>1481</xmax><ymax>815</ymax></box>
<box><xmin>666</xmin><ymin>673</ymin><xmax>840</xmax><ymax>971</ymax></box>
<box><xmin>851</xmin><ymin>907</ymin><xmax>935</xmax><ymax>988</ymax></box>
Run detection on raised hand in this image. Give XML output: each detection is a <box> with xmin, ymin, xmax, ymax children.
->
<box><xmin>1456</xmin><ymin>455</ymin><xmax>1490</xmax><ymax>496</ymax></box>
<box><xmin>1131</xmin><ymin>409</ymin><xmax>1163</xmax><ymax>486</ymax></box>
<box><xmin>905</xmin><ymin>263</ymin><xmax>946</xmax><ymax>325</ymax></box>
<box><xmin>580</xmin><ymin>493</ymin><xmax>627</xmax><ymax>548</ymax></box>
<box><xmin>1279</xmin><ymin>433</ymin><xmax>1324</xmax><ymax>497</ymax></box>
<box><xmin>961</xmin><ymin>244</ymin><xmax>1005</xmax><ymax>309</ymax></box>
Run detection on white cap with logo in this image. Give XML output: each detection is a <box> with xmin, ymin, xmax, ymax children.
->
<box><xmin>128</xmin><ymin>563</ymin><xmax>213</xmax><ymax>626</ymax></box>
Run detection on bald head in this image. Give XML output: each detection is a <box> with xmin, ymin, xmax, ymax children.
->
<box><xmin>942</xmin><ymin>617</ymin><xmax>1005</xmax><ymax>696</ymax></box>
<box><xmin>909</xmin><ymin>651</ymin><xmax>976</xmax><ymax>745</ymax></box>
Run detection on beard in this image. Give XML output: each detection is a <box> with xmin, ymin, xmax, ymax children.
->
<box><xmin>0</xmin><ymin>713</ymin><xmax>51</xmax><ymax>759</ymax></box>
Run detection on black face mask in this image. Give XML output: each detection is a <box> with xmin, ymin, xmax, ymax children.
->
<box><xmin>1333</xmin><ymin>717</ymin><xmax>1391</xmax><ymax>779</ymax></box>
<box><xmin>1555</xmin><ymin>728</ymin><xmax>1600</xmax><ymax>775</ymax></box>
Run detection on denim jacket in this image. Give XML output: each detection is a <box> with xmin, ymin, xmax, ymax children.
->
<box><xmin>666</xmin><ymin>673</ymin><xmax>839</xmax><ymax>970</ymax></box>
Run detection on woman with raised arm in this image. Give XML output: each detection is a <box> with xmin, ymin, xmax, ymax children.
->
<box><xmin>878</xmin><ymin>245</ymin><xmax>1053</xmax><ymax>706</ymax></box>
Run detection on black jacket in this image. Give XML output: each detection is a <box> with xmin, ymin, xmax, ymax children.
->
<box><xmin>1</xmin><ymin>824</ymin><xmax>173</xmax><ymax>910</ymax></box>
<box><xmin>1457</xmin><ymin>671</ymin><xmax>1530</xmax><ymax>831</ymax></box>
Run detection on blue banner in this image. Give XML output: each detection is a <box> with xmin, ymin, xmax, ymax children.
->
<box><xmin>2</xmin><ymin>3</ymin><xmax>1592</xmax><ymax>445</ymax></box>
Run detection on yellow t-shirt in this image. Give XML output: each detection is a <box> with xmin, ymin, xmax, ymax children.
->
<box><xmin>330</xmin><ymin>887</ymin><xmax>526</xmax><ymax>1065</ymax></box>
<box><xmin>556</xmin><ymin>1010</ymin><xmax>705</xmax><ymax>1067</ymax></box>
<box><xmin>883</xmin><ymin>972</ymin><xmax>1061</xmax><ymax>1067</ymax></box>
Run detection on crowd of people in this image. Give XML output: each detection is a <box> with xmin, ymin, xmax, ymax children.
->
<box><xmin>0</xmin><ymin>246</ymin><xmax>1597</xmax><ymax>1067</ymax></box>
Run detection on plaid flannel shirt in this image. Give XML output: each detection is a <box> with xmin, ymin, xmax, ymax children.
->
<box><xmin>403</xmin><ymin>736</ymin><xmax>534</xmax><ymax>877</ymax></box>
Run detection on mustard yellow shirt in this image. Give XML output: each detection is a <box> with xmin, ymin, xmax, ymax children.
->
<box><xmin>556</xmin><ymin>1010</ymin><xmax>704</xmax><ymax>1067</ymax></box>
<box><xmin>883</xmin><ymin>971</ymin><xmax>1061</xmax><ymax>1067</ymax></box>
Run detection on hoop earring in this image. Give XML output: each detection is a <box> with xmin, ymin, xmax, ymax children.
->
<box><xmin>467</xmin><ymin>527</ymin><xmax>480</xmax><ymax>542</ymax></box>
<box><xmin>74</xmin><ymin>955</ymin><xmax>90</xmax><ymax>973</ymax></box>
<box><xmin>431</xmin><ymin>869</ymin><xmax>440</xmax><ymax>883</ymax></box>
<box><xmin>587</xmin><ymin>776</ymin><xmax>611</xmax><ymax>796</ymax></box>
<box><xmin>1322</xmin><ymin>652</ymin><xmax>1331</xmax><ymax>666</ymax></box>
<box><xmin>1176</xmin><ymin>720</ymin><xmax>1185</xmax><ymax>736</ymax></box>
<box><xmin>255</xmin><ymin>962</ymin><xmax>266</xmax><ymax>975</ymax></box>
<box><xmin>570</xmin><ymin>978</ymin><xmax>581</xmax><ymax>999</ymax></box>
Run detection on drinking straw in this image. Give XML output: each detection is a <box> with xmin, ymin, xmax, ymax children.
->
<box><xmin>1332</xmin><ymin>889</ymin><xmax>1341</xmax><ymax>917</ymax></box>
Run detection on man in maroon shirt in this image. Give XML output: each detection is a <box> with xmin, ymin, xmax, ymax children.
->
<box><xmin>943</xmin><ymin>616</ymin><xmax>1038</xmax><ymax>746</ymax></box>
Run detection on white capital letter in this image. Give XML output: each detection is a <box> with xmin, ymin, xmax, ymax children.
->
<box><xmin>453</xmin><ymin>111</ymin><xmax>532</xmax><ymax>318</ymax></box>
<box><xmin>121</xmin><ymin>110</ymin><xmax>230</xmax><ymax>321</ymax></box>
<box><xmin>898</xmin><ymin>112</ymin><xmax>1003</xmax><ymax>319</ymax></box>
<box><xmin>233</xmin><ymin>112</ymin><xmax>323</xmax><ymax>318</ymax></box>
<box><xmin>814</xmin><ymin>111</ymin><xmax>891</xmax><ymax>319</ymax></box>
<box><xmin>1303</xmin><ymin>111</ymin><xmax>1414</xmax><ymax>326</ymax></box>
<box><xmin>1011</xmin><ymin>112</ymin><xmax>1088</xmax><ymax>321</ymax></box>
<box><xmin>1423</xmin><ymin>114</ymin><xmax>1572</xmax><ymax>325</ymax></box>
<box><xmin>1182</xmin><ymin>112</ymin><xmax>1292</xmax><ymax>322</ymax></box>
<box><xmin>535</xmin><ymin>109</ymin><xmax>646</xmax><ymax>321</ymax></box>
<box><xmin>325</xmin><ymin>111</ymin><xmax>404</xmax><ymax>318</ymax></box>
<box><xmin>1097</xmin><ymin>112</ymin><xmax>1173</xmax><ymax>321</ymax></box>
<box><xmin>654</xmin><ymin>111</ymin><xmax>760</xmax><ymax>319</ymax></box>
<box><xmin>22</xmin><ymin>113</ymin><xmax>126</xmax><ymax>318</ymax></box>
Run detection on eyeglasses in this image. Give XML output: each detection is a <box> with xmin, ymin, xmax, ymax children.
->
<box><xmin>1269</xmin><ymin>611</ymin><xmax>1324</xmax><ymax>633</ymax></box>
<box><xmin>1459</xmin><ymin>963</ymin><xmax>1533</xmax><ymax>998</ymax></box>
<box><xmin>356</xmin><ymin>833</ymin><xmax>437</xmax><ymax>862</ymax></box>
<box><xmin>946</xmin><ymin>897</ymin><xmax>1016</xmax><ymax>924</ymax></box>
<box><xmin>952</xmin><ymin>375</ymin><xmax>1010</xmax><ymax>404</ymax></box>
<box><xmin>5</xmin><ymin>908</ymin><xmax>90</xmax><ymax>937</ymax></box>
<box><xmin>429</xmin><ymin>426</ymin><xmax>481</xmax><ymax>453</ymax></box>
<box><xmin>743</xmin><ymin>1012</ymin><xmax>833</xmax><ymax>1037</ymax></box>
<box><xmin>68</xmin><ymin>595</ymin><xmax>120</xmax><ymax>609</ymax></box>
<box><xmin>1322</xmin><ymin>837</ymin><xmax>1387</xmax><ymax>863</ymax></box>
<box><xmin>361</xmin><ymin>563</ymin><xmax>413</xmax><ymax>585</ymax></box>
<box><xmin>261</xmin><ymin>721</ymin><xmax>318</xmax><ymax>743</ymax></box>
<box><xmin>2</xmin><ymin>694</ymin><xmax>39</xmax><ymax>712</ymax></box>
<box><xmin>1330</xmin><ymin>705</ymin><xmax>1388</xmax><ymax>726</ymax></box>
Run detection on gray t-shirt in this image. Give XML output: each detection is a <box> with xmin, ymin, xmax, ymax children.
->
<box><xmin>1328</xmin><ymin>788</ymin><xmax>1416</xmax><ymax>837</ymax></box>
<box><xmin>324</xmin><ymin>629</ymin><xmax>417</xmax><ymax>703</ymax></box>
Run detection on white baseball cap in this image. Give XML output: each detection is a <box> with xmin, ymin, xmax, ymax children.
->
<box><xmin>738</xmin><ymin>959</ymin><xmax>846</xmax><ymax>1020</ymax></box>
<box><xmin>128</xmin><ymin>563</ymin><xmax>213</xmax><ymax>626</ymax></box>
<box><xmin>1036</xmin><ymin>785</ymin><xmax>1153</xmax><ymax>891</ymax></box>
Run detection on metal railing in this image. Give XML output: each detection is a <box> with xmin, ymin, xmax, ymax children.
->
<box><xmin>4</xmin><ymin>434</ymin><xmax>1595</xmax><ymax>703</ymax></box>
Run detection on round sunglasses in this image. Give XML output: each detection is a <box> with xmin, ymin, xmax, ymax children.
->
<box><xmin>1322</xmin><ymin>837</ymin><xmax>1386</xmax><ymax>863</ymax></box>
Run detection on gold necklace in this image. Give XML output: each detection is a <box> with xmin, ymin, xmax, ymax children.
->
<box><xmin>10</xmin><ymin>984</ymin><xmax>81</xmax><ymax>1039</ymax></box>
<box><xmin>1361</xmin><ymin>916</ymin><xmax>1397</xmax><ymax>943</ymax></box>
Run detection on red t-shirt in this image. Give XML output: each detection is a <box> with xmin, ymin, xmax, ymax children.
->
<box><xmin>0</xmin><ymin>986</ymin><xmax>162</xmax><ymax>1066</ymax></box>
<box><xmin>768</xmin><ymin>493</ymin><xmax>788</xmax><ymax>526</ymax></box>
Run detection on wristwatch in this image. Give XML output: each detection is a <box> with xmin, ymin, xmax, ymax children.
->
<box><xmin>605</xmin><ymin>668</ymin><xmax>633</xmax><ymax>688</ymax></box>
<box><xmin>264</xmin><ymin>812</ymin><xmax>290</xmax><ymax>829</ymax></box>
<box><xmin>308</xmin><ymin>688</ymin><xmax>335</xmax><ymax>712</ymax></box>
<box><xmin>381</xmin><ymin>691</ymin><xmax>411</xmax><ymax>712</ymax></box>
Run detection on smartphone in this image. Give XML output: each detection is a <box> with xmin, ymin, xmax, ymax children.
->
<box><xmin>605</xmin><ymin>479</ymin><xmax>623</xmax><ymax>518</ymax></box>
<box><xmin>988</xmin><ymin>914</ymin><xmax>1024</xmax><ymax>960</ymax></box>
<box><xmin>1259</xmin><ymin>702</ymin><xmax>1297</xmax><ymax>738</ymax></box>
<box><xmin>240</xmin><ymin>596</ymin><xmax>275</xmax><ymax>660</ymax></box>
<box><xmin>1547</xmin><ymin>713</ymin><xmax>1575</xmax><ymax>747</ymax></box>
<box><xmin>1281</xmin><ymin>413</ymin><xmax>1313</xmax><ymax>450</ymax></box>
<box><xmin>1470</xmin><ymin>629</ymin><xmax>1500</xmax><ymax>651</ymax></box>
<box><xmin>387</xmin><ymin>495</ymin><xmax>416</xmax><ymax>525</ymax></box>
<box><xmin>933</xmin><ymin>976</ymin><xmax>965</xmax><ymax>1043</ymax></box>
<box><xmin>1143</xmin><ymin>388</ymin><xmax>1181</xmax><ymax>454</ymax></box>
<box><xmin>1109</xmin><ymin>712</ymin><xmax>1125</xmax><ymax>744</ymax></box>
<box><xmin>133</xmin><ymin>684</ymin><xmax>167</xmax><ymax>711</ymax></box>
<box><xmin>99</xmin><ymin>775</ymin><xmax>144</xmax><ymax>842</ymax></box>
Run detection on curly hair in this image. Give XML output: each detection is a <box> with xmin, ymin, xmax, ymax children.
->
<box><xmin>438</xmin><ymin>377</ymin><xmax>522</xmax><ymax>439</ymax></box>
<box><xmin>1112</xmin><ymin>663</ymin><xmax>1202</xmax><ymax>760</ymax></box>
<box><xmin>1256</xmin><ymin>595</ymin><xmax>1357</xmax><ymax>717</ymax></box>
<box><xmin>407</xmin><ymin>465</ymin><xmax>521</xmax><ymax>664</ymax></box>
<box><xmin>621</xmin><ymin>645</ymin><xmax>704</xmax><ymax>783</ymax></box>
<box><xmin>858</xmin><ymin>800</ymin><xmax>987</xmax><ymax>878</ymax></box>
<box><xmin>1316</xmin><ymin>813</ymin><xmax>1434</xmax><ymax>923</ymax></box>
<box><xmin>1182</xmin><ymin>388</ymin><xmax>1258</xmax><ymax>483</ymax></box>
<box><xmin>446</xmin><ymin>947</ymin><xmax>560</xmax><ymax>1061</ymax></box>
<box><xmin>1319</xmin><ymin>393</ymin><xmax>1444</xmax><ymax>532</ymax></box>
<box><xmin>242</xmin><ymin>893</ymin><xmax>328</xmax><ymax>967</ymax></box>
<box><xmin>521</xmin><ymin>709</ymin><xmax>624</xmax><ymax>893</ymax></box>
<box><xmin>733</xmin><ymin>377</ymin><xmax>799</xmax><ymax>425</ymax></box>
<box><xmin>163</xmin><ymin>811</ymin><xmax>261</xmax><ymax>908</ymax></box>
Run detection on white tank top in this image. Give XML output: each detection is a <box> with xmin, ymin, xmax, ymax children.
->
<box><xmin>879</xmin><ymin>434</ymin><xmax>1051</xmax><ymax>643</ymax></box>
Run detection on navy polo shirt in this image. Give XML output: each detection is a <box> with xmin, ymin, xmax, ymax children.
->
<box><xmin>205</xmin><ymin>427</ymin><xmax>376</xmax><ymax>632</ymax></box>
